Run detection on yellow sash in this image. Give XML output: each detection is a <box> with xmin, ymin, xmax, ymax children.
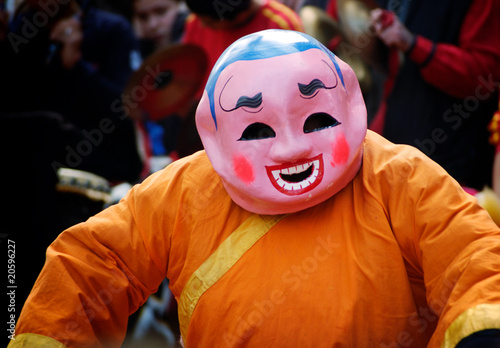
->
<box><xmin>178</xmin><ymin>214</ymin><xmax>286</xmax><ymax>341</ymax></box>
<box><xmin>7</xmin><ymin>333</ymin><xmax>67</xmax><ymax>347</ymax></box>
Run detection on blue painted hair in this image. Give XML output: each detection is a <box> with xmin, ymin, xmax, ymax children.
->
<box><xmin>205</xmin><ymin>29</ymin><xmax>345</xmax><ymax>129</ymax></box>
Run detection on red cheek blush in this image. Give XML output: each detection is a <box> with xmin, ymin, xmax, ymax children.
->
<box><xmin>233</xmin><ymin>155</ymin><xmax>255</xmax><ymax>184</ymax></box>
<box><xmin>331</xmin><ymin>133</ymin><xmax>350</xmax><ymax>167</ymax></box>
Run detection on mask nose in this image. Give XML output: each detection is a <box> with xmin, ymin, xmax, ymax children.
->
<box><xmin>146</xmin><ymin>15</ymin><xmax>160</xmax><ymax>33</ymax></box>
<box><xmin>269</xmin><ymin>132</ymin><xmax>313</xmax><ymax>163</ymax></box>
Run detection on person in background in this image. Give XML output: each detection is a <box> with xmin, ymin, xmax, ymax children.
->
<box><xmin>367</xmin><ymin>0</ymin><xmax>500</xmax><ymax>191</ymax></box>
<box><xmin>130</xmin><ymin>0</ymin><xmax>190</xmax><ymax>168</ymax></box>
<box><xmin>3</xmin><ymin>0</ymin><xmax>144</xmax><ymax>183</ymax></box>
<box><xmin>132</xmin><ymin>0</ymin><xmax>188</xmax><ymax>56</ymax></box>
<box><xmin>1</xmin><ymin>0</ymin><xmax>144</xmax><ymax>321</ymax></box>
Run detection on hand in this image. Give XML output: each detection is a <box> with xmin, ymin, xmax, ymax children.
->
<box><xmin>370</xmin><ymin>8</ymin><xmax>415</xmax><ymax>52</ymax></box>
<box><xmin>50</xmin><ymin>15</ymin><xmax>83</xmax><ymax>69</ymax></box>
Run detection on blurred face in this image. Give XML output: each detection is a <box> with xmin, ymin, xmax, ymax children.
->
<box><xmin>134</xmin><ymin>0</ymin><xmax>179</xmax><ymax>46</ymax></box>
<box><xmin>197</xmin><ymin>48</ymin><xmax>367</xmax><ymax>214</ymax></box>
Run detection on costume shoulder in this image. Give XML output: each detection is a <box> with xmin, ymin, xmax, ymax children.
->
<box><xmin>129</xmin><ymin>150</ymin><xmax>230</xmax><ymax>222</ymax></box>
<box><xmin>362</xmin><ymin>129</ymin><xmax>449</xmax><ymax>179</ymax></box>
<box><xmin>358</xmin><ymin>130</ymin><xmax>485</xmax><ymax>266</ymax></box>
<box><xmin>360</xmin><ymin>130</ymin><xmax>459</xmax><ymax>200</ymax></box>
<box><xmin>154</xmin><ymin>149</ymin><xmax>213</xmax><ymax>176</ymax></box>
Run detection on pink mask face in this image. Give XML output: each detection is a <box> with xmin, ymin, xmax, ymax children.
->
<box><xmin>196</xmin><ymin>44</ymin><xmax>367</xmax><ymax>214</ymax></box>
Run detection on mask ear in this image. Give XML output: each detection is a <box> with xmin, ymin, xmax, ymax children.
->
<box><xmin>336</xmin><ymin>57</ymin><xmax>368</xmax><ymax>134</ymax></box>
<box><xmin>196</xmin><ymin>89</ymin><xmax>220</xmax><ymax>163</ymax></box>
<box><xmin>196</xmin><ymin>90</ymin><xmax>216</xmax><ymax>134</ymax></box>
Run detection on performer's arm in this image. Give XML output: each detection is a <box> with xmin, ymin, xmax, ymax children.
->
<box><xmin>406</xmin><ymin>0</ymin><xmax>500</xmax><ymax>98</ymax></box>
<box><xmin>371</xmin><ymin>0</ymin><xmax>500</xmax><ymax>99</ymax></box>
<box><xmin>398</xmin><ymin>156</ymin><xmax>500</xmax><ymax>346</ymax></box>
<box><xmin>10</xmin><ymin>181</ymin><xmax>168</xmax><ymax>347</ymax></box>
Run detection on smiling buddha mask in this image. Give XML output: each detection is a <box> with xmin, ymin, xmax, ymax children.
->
<box><xmin>196</xmin><ymin>29</ymin><xmax>367</xmax><ymax>214</ymax></box>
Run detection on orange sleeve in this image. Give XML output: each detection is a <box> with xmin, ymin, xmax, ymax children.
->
<box><xmin>12</xmin><ymin>171</ymin><xmax>176</xmax><ymax>347</ymax></box>
<box><xmin>414</xmin><ymin>174</ymin><xmax>500</xmax><ymax>347</ymax></box>
<box><xmin>366</xmin><ymin>132</ymin><xmax>500</xmax><ymax>347</ymax></box>
<box><xmin>11</xmin><ymin>152</ymin><xmax>219</xmax><ymax>347</ymax></box>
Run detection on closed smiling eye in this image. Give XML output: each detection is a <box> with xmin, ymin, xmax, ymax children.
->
<box><xmin>238</xmin><ymin>122</ymin><xmax>276</xmax><ymax>141</ymax></box>
<box><xmin>303</xmin><ymin>113</ymin><xmax>340</xmax><ymax>133</ymax></box>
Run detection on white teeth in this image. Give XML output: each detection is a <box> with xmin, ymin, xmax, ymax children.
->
<box><xmin>271</xmin><ymin>160</ymin><xmax>320</xmax><ymax>190</ymax></box>
<box><xmin>272</xmin><ymin>171</ymin><xmax>280</xmax><ymax>180</ymax></box>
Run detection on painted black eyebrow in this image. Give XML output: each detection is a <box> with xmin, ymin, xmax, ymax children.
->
<box><xmin>235</xmin><ymin>93</ymin><xmax>262</xmax><ymax>109</ymax></box>
<box><xmin>297</xmin><ymin>60</ymin><xmax>338</xmax><ymax>99</ymax></box>
<box><xmin>298</xmin><ymin>79</ymin><xmax>327</xmax><ymax>96</ymax></box>
<box><xmin>219</xmin><ymin>76</ymin><xmax>263</xmax><ymax>113</ymax></box>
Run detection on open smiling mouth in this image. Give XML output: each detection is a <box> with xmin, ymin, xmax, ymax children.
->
<box><xmin>266</xmin><ymin>154</ymin><xmax>324</xmax><ymax>196</ymax></box>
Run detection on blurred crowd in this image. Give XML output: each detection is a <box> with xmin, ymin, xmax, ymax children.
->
<box><xmin>0</xmin><ymin>0</ymin><xmax>499</xmax><ymax>346</ymax></box>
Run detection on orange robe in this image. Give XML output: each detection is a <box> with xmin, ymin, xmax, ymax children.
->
<box><xmin>11</xmin><ymin>131</ymin><xmax>500</xmax><ymax>347</ymax></box>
